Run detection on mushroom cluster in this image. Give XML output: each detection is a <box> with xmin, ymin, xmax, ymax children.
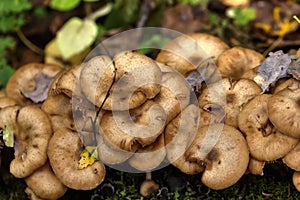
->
<box><xmin>1</xmin><ymin>32</ymin><xmax>300</xmax><ymax>199</ymax></box>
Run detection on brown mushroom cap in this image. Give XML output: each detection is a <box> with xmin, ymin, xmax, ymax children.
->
<box><xmin>80</xmin><ymin>51</ymin><xmax>162</xmax><ymax>111</ymax></box>
<box><xmin>184</xmin><ymin>124</ymin><xmax>249</xmax><ymax>190</ymax></box>
<box><xmin>25</xmin><ymin>187</ymin><xmax>44</xmax><ymax>200</ymax></box>
<box><xmin>0</xmin><ymin>91</ymin><xmax>6</xmax><ymax>98</ymax></box>
<box><xmin>156</xmin><ymin>33</ymin><xmax>229</xmax><ymax>77</ymax></box>
<box><xmin>199</xmin><ymin>78</ymin><xmax>262</xmax><ymax>128</ymax></box>
<box><xmin>48</xmin><ymin>128</ymin><xmax>105</xmax><ymax>190</ymax></box>
<box><xmin>283</xmin><ymin>142</ymin><xmax>300</xmax><ymax>171</ymax></box>
<box><xmin>100</xmin><ymin>100</ymin><xmax>166</xmax><ymax>152</ymax></box>
<box><xmin>238</xmin><ymin>94</ymin><xmax>298</xmax><ymax>161</ymax></box>
<box><xmin>216</xmin><ymin>47</ymin><xmax>264</xmax><ymax>80</ymax></box>
<box><xmin>293</xmin><ymin>171</ymin><xmax>300</xmax><ymax>192</ymax></box>
<box><xmin>0</xmin><ymin>105</ymin><xmax>53</xmax><ymax>178</ymax></box>
<box><xmin>128</xmin><ymin>133</ymin><xmax>166</xmax><ymax>171</ymax></box>
<box><xmin>0</xmin><ymin>96</ymin><xmax>18</xmax><ymax>108</ymax></box>
<box><xmin>272</xmin><ymin>78</ymin><xmax>300</xmax><ymax>94</ymax></box>
<box><xmin>165</xmin><ymin>104</ymin><xmax>202</xmax><ymax>174</ymax></box>
<box><xmin>6</xmin><ymin>63</ymin><xmax>61</xmax><ymax>106</ymax></box>
<box><xmin>248</xmin><ymin>157</ymin><xmax>265</xmax><ymax>176</ymax></box>
<box><xmin>25</xmin><ymin>162</ymin><xmax>67</xmax><ymax>200</ymax></box>
<box><xmin>267</xmin><ymin>86</ymin><xmax>300</xmax><ymax>138</ymax></box>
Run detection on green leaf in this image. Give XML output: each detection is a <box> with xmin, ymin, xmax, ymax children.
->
<box><xmin>0</xmin><ymin>64</ymin><xmax>15</xmax><ymax>89</ymax></box>
<box><xmin>226</xmin><ymin>7</ymin><xmax>256</xmax><ymax>26</ymax></box>
<box><xmin>0</xmin><ymin>0</ymin><xmax>32</xmax><ymax>15</ymax></box>
<box><xmin>49</xmin><ymin>0</ymin><xmax>81</xmax><ymax>11</ymax></box>
<box><xmin>57</xmin><ymin>17</ymin><xmax>98</xmax><ymax>59</ymax></box>
<box><xmin>2</xmin><ymin>126</ymin><xmax>14</xmax><ymax>147</ymax></box>
<box><xmin>83</xmin><ymin>0</ymin><xmax>99</xmax><ymax>2</ymax></box>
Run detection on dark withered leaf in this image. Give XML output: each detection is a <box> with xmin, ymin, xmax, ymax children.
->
<box><xmin>255</xmin><ymin>50</ymin><xmax>291</xmax><ymax>92</ymax></box>
<box><xmin>23</xmin><ymin>72</ymin><xmax>54</xmax><ymax>103</ymax></box>
<box><xmin>287</xmin><ymin>58</ymin><xmax>300</xmax><ymax>80</ymax></box>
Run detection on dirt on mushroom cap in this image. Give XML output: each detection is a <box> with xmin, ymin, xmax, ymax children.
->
<box><xmin>48</xmin><ymin>128</ymin><xmax>105</xmax><ymax>190</ymax></box>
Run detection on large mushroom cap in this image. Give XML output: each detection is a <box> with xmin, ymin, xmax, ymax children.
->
<box><xmin>80</xmin><ymin>51</ymin><xmax>162</xmax><ymax>111</ymax></box>
<box><xmin>156</xmin><ymin>33</ymin><xmax>229</xmax><ymax>77</ymax></box>
<box><xmin>0</xmin><ymin>105</ymin><xmax>53</xmax><ymax>178</ymax></box>
<box><xmin>283</xmin><ymin>142</ymin><xmax>300</xmax><ymax>171</ymax></box>
<box><xmin>238</xmin><ymin>94</ymin><xmax>298</xmax><ymax>161</ymax></box>
<box><xmin>267</xmin><ymin>86</ymin><xmax>300</xmax><ymax>138</ymax></box>
<box><xmin>165</xmin><ymin>104</ymin><xmax>202</xmax><ymax>174</ymax></box>
<box><xmin>6</xmin><ymin>63</ymin><xmax>61</xmax><ymax>106</ymax></box>
<box><xmin>48</xmin><ymin>128</ymin><xmax>106</xmax><ymax>190</ymax></box>
<box><xmin>100</xmin><ymin>100</ymin><xmax>166</xmax><ymax>152</ymax></box>
<box><xmin>25</xmin><ymin>162</ymin><xmax>67</xmax><ymax>200</ymax></box>
<box><xmin>216</xmin><ymin>46</ymin><xmax>264</xmax><ymax>80</ymax></box>
<box><xmin>184</xmin><ymin>124</ymin><xmax>249</xmax><ymax>190</ymax></box>
<box><xmin>198</xmin><ymin>78</ymin><xmax>262</xmax><ymax>128</ymax></box>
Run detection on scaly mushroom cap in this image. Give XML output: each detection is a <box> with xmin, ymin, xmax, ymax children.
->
<box><xmin>0</xmin><ymin>106</ymin><xmax>52</xmax><ymax>178</ymax></box>
<box><xmin>199</xmin><ymin>78</ymin><xmax>262</xmax><ymax>128</ymax></box>
<box><xmin>293</xmin><ymin>171</ymin><xmax>300</xmax><ymax>192</ymax></box>
<box><xmin>6</xmin><ymin>63</ymin><xmax>61</xmax><ymax>106</ymax></box>
<box><xmin>25</xmin><ymin>162</ymin><xmax>67</xmax><ymax>200</ymax></box>
<box><xmin>165</xmin><ymin>104</ymin><xmax>202</xmax><ymax>174</ymax></box>
<box><xmin>100</xmin><ymin>100</ymin><xmax>166</xmax><ymax>152</ymax></box>
<box><xmin>156</xmin><ymin>33</ymin><xmax>229</xmax><ymax>77</ymax></box>
<box><xmin>80</xmin><ymin>51</ymin><xmax>162</xmax><ymax>111</ymax></box>
<box><xmin>248</xmin><ymin>157</ymin><xmax>265</xmax><ymax>176</ymax></box>
<box><xmin>283</xmin><ymin>142</ymin><xmax>300</xmax><ymax>171</ymax></box>
<box><xmin>267</xmin><ymin>85</ymin><xmax>300</xmax><ymax>138</ymax></box>
<box><xmin>128</xmin><ymin>133</ymin><xmax>166</xmax><ymax>171</ymax></box>
<box><xmin>216</xmin><ymin>47</ymin><xmax>264</xmax><ymax>80</ymax></box>
<box><xmin>238</xmin><ymin>94</ymin><xmax>298</xmax><ymax>161</ymax></box>
<box><xmin>185</xmin><ymin>124</ymin><xmax>249</xmax><ymax>190</ymax></box>
<box><xmin>48</xmin><ymin>128</ymin><xmax>106</xmax><ymax>190</ymax></box>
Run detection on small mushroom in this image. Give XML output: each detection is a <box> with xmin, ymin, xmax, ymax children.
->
<box><xmin>267</xmin><ymin>85</ymin><xmax>300</xmax><ymax>138</ymax></box>
<box><xmin>6</xmin><ymin>63</ymin><xmax>61</xmax><ymax>106</ymax></box>
<box><xmin>80</xmin><ymin>51</ymin><xmax>162</xmax><ymax>111</ymax></box>
<box><xmin>184</xmin><ymin>124</ymin><xmax>249</xmax><ymax>190</ymax></box>
<box><xmin>25</xmin><ymin>162</ymin><xmax>67</xmax><ymax>200</ymax></box>
<box><xmin>156</xmin><ymin>33</ymin><xmax>229</xmax><ymax>77</ymax></box>
<box><xmin>272</xmin><ymin>78</ymin><xmax>300</xmax><ymax>94</ymax></box>
<box><xmin>282</xmin><ymin>142</ymin><xmax>300</xmax><ymax>171</ymax></box>
<box><xmin>248</xmin><ymin>157</ymin><xmax>265</xmax><ymax>176</ymax></box>
<box><xmin>293</xmin><ymin>171</ymin><xmax>300</xmax><ymax>192</ymax></box>
<box><xmin>216</xmin><ymin>47</ymin><xmax>264</xmax><ymax>80</ymax></box>
<box><xmin>140</xmin><ymin>172</ymin><xmax>159</xmax><ymax>198</ymax></box>
<box><xmin>47</xmin><ymin>128</ymin><xmax>106</xmax><ymax>190</ymax></box>
<box><xmin>100</xmin><ymin>100</ymin><xmax>166</xmax><ymax>152</ymax></box>
<box><xmin>238</xmin><ymin>94</ymin><xmax>298</xmax><ymax>161</ymax></box>
<box><xmin>0</xmin><ymin>105</ymin><xmax>52</xmax><ymax>178</ymax></box>
<box><xmin>165</xmin><ymin>104</ymin><xmax>202</xmax><ymax>174</ymax></box>
<box><xmin>198</xmin><ymin>78</ymin><xmax>262</xmax><ymax>128</ymax></box>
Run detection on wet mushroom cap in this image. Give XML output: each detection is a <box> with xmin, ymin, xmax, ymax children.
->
<box><xmin>80</xmin><ymin>51</ymin><xmax>162</xmax><ymax>111</ymax></box>
<box><xmin>6</xmin><ymin>63</ymin><xmax>61</xmax><ymax>106</ymax></box>
<box><xmin>267</xmin><ymin>87</ymin><xmax>300</xmax><ymax>138</ymax></box>
<box><xmin>164</xmin><ymin>104</ymin><xmax>202</xmax><ymax>174</ymax></box>
<box><xmin>238</xmin><ymin>94</ymin><xmax>298</xmax><ymax>161</ymax></box>
<box><xmin>0</xmin><ymin>105</ymin><xmax>53</xmax><ymax>178</ymax></box>
<box><xmin>283</xmin><ymin>142</ymin><xmax>300</xmax><ymax>171</ymax></box>
<box><xmin>184</xmin><ymin>124</ymin><xmax>249</xmax><ymax>190</ymax></box>
<box><xmin>216</xmin><ymin>46</ymin><xmax>264</xmax><ymax>80</ymax></box>
<box><xmin>156</xmin><ymin>33</ymin><xmax>229</xmax><ymax>77</ymax></box>
<box><xmin>48</xmin><ymin>128</ymin><xmax>106</xmax><ymax>190</ymax></box>
<box><xmin>25</xmin><ymin>162</ymin><xmax>67</xmax><ymax>200</ymax></box>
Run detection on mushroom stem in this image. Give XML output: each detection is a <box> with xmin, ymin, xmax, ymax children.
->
<box><xmin>140</xmin><ymin>172</ymin><xmax>159</xmax><ymax>198</ymax></box>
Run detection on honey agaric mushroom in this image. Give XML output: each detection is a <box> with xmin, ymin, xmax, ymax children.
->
<box><xmin>0</xmin><ymin>91</ymin><xmax>5</xmax><ymax>98</ymax></box>
<box><xmin>272</xmin><ymin>78</ymin><xmax>300</xmax><ymax>94</ymax></box>
<box><xmin>199</xmin><ymin>78</ymin><xmax>262</xmax><ymax>128</ymax></box>
<box><xmin>48</xmin><ymin>128</ymin><xmax>105</xmax><ymax>190</ymax></box>
<box><xmin>293</xmin><ymin>171</ymin><xmax>300</xmax><ymax>192</ymax></box>
<box><xmin>25</xmin><ymin>162</ymin><xmax>67</xmax><ymax>200</ymax></box>
<box><xmin>0</xmin><ymin>105</ymin><xmax>52</xmax><ymax>178</ymax></box>
<box><xmin>80</xmin><ymin>51</ymin><xmax>162</xmax><ymax>111</ymax></box>
<box><xmin>216</xmin><ymin>47</ymin><xmax>264</xmax><ymax>80</ymax></box>
<box><xmin>0</xmin><ymin>96</ymin><xmax>18</xmax><ymax>108</ymax></box>
<box><xmin>140</xmin><ymin>172</ymin><xmax>159</xmax><ymax>198</ymax></box>
<box><xmin>238</xmin><ymin>94</ymin><xmax>298</xmax><ymax>161</ymax></box>
<box><xmin>267</xmin><ymin>85</ymin><xmax>300</xmax><ymax>138</ymax></box>
<box><xmin>165</xmin><ymin>104</ymin><xmax>202</xmax><ymax>174</ymax></box>
<box><xmin>100</xmin><ymin>100</ymin><xmax>166</xmax><ymax>152</ymax></box>
<box><xmin>156</xmin><ymin>33</ymin><xmax>229</xmax><ymax>77</ymax></box>
<box><xmin>184</xmin><ymin>124</ymin><xmax>249</xmax><ymax>190</ymax></box>
<box><xmin>283</xmin><ymin>142</ymin><xmax>300</xmax><ymax>171</ymax></box>
<box><xmin>248</xmin><ymin>157</ymin><xmax>265</xmax><ymax>176</ymax></box>
<box><xmin>6</xmin><ymin>63</ymin><xmax>61</xmax><ymax>106</ymax></box>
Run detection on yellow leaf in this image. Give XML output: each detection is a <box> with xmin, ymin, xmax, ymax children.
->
<box><xmin>2</xmin><ymin>126</ymin><xmax>14</xmax><ymax>147</ymax></box>
<box><xmin>78</xmin><ymin>146</ymin><xmax>98</xmax><ymax>169</ymax></box>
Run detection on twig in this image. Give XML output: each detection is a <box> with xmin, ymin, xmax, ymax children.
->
<box><xmin>16</xmin><ymin>28</ymin><xmax>44</xmax><ymax>55</ymax></box>
<box><xmin>86</xmin><ymin>3</ymin><xmax>113</xmax><ymax>21</ymax></box>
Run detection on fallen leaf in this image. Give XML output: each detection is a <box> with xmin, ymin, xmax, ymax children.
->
<box><xmin>78</xmin><ymin>146</ymin><xmax>98</xmax><ymax>169</ymax></box>
<box><xmin>49</xmin><ymin>0</ymin><xmax>81</xmax><ymax>11</ymax></box>
<box><xmin>57</xmin><ymin>17</ymin><xmax>97</xmax><ymax>60</ymax></box>
<box><xmin>23</xmin><ymin>72</ymin><xmax>54</xmax><ymax>103</ymax></box>
<box><xmin>1</xmin><ymin>126</ymin><xmax>14</xmax><ymax>147</ymax></box>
